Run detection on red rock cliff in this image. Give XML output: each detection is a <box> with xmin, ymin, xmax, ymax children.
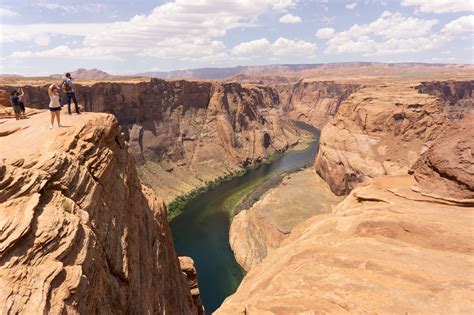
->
<box><xmin>7</xmin><ymin>79</ymin><xmax>301</xmax><ymax>202</ymax></box>
<box><xmin>0</xmin><ymin>112</ymin><xmax>202</xmax><ymax>314</ymax></box>
<box><xmin>315</xmin><ymin>80</ymin><xmax>473</xmax><ymax>195</ymax></box>
<box><xmin>217</xmin><ymin>80</ymin><xmax>474</xmax><ymax>314</ymax></box>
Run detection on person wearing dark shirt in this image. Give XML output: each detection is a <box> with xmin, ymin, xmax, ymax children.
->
<box><xmin>60</xmin><ymin>73</ymin><xmax>80</xmax><ymax>115</ymax></box>
<box><xmin>16</xmin><ymin>88</ymin><xmax>26</xmax><ymax>118</ymax></box>
<box><xmin>10</xmin><ymin>90</ymin><xmax>21</xmax><ymax>120</ymax></box>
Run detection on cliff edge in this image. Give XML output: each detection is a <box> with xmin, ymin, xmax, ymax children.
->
<box><xmin>217</xmin><ymin>81</ymin><xmax>473</xmax><ymax>314</ymax></box>
<box><xmin>0</xmin><ymin>112</ymin><xmax>202</xmax><ymax>314</ymax></box>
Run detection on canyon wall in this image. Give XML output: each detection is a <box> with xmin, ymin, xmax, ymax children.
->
<box><xmin>276</xmin><ymin>80</ymin><xmax>358</xmax><ymax>128</ymax></box>
<box><xmin>217</xmin><ymin>81</ymin><xmax>474</xmax><ymax>313</ymax></box>
<box><xmin>0</xmin><ymin>112</ymin><xmax>202</xmax><ymax>314</ymax></box>
<box><xmin>315</xmin><ymin>80</ymin><xmax>473</xmax><ymax>195</ymax></box>
<box><xmin>6</xmin><ymin>79</ymin><xmax>303</xmax><ymax>202</ymax></box>
<box><xmin>6</xmin><ymin>79</ymin><xmax>360</xmax><ymax>202</ymax></box>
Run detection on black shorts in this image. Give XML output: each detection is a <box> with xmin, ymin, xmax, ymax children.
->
<box><xmin>13</xmin><ymin>106</ymin><xmax>21</xmax><ymax>113</ymax></box>
<box><xmin>49</xmin><ymin>107</ymin><xmax>61</xmax><ymax>112</ymax></box>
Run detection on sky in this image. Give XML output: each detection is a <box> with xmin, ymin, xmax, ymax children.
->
<box><xmin>0</xmin><ymin>0</ymin><xmax>473</xmax><ymax>76</ymax></box>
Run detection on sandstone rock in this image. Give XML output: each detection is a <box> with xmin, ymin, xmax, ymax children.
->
<box><xmin>0</xmin><ymin>112</ymin><xmax>200</xmax><ymax>314</ymax></box>
<box><xmin>315</xmin><ymin>80</ymin><xmax>472</xmax><ymax>195</ymax></box>
<box><xmin>2</xmin><ymin>79</ymin><xmax>301</xmax><ymax>203</ymax></box>
<box><xmin>276</xmin><ymin>80</ymin><xmax>358</xmax><ymax>128</ymax></box>
<box><xmin>229</xmin><ymin>169</ymin><xmax>342</xmax><ymax>271</ymax></box>
<box><xmin>217</xmin><ymin>173</ymin><xmax>474</xmax><ymax>314</ymax></box>
<box><xmin>218</xmin><ymin>81</ymin><xmax>474</xmax><ymax>314</ymax></box>
<box><xmin>179</xmin><ymin>256</ymin><xmax>205</xmax><ymax>315</ymax></box>
<box><xmin>412</xmin><ymin>114</ymin><xmax>474</xmax><ymax>200</ymax></box>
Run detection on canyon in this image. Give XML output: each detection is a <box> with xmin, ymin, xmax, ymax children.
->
<box><xmin>1</xmin><ymin>74</ymin><xmax>473</xmax><ymax>314</ymax></box>
<box><xmin>2</xmin><ymin>79</ymin><xmax>354</xmax><ymax>207</ymax></box>
<box><xmin>217</xmin><ymin>79</ymin><xmax>474</xmax><ymax>313</ymax></box>
<box><xmin>0</xmin><ymin>113</ymin><xmax>203</xmax><ymax>313</ymax></box>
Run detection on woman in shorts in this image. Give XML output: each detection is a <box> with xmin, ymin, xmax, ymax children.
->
<box><xmin>48</xmin><ymin>84</ymin><xmax>62</xmax><ymax>129</ymax></box>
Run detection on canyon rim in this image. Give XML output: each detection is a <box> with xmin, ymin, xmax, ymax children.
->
<box><xmin>1</xmin><ymin>0</ymin><xmax>474</xmax><ymax>314</ymax></box>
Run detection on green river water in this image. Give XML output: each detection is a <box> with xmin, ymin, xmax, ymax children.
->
<box><xmin>170</xmin><ymin>122</ymin><xmax>319</xmax><ymax>312</ymax></box>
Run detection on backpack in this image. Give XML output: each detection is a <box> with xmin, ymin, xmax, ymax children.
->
<box><xmin>63</xmin><ymin>79</ymin><xmax>72</xmax><ymax>92</ymax></box>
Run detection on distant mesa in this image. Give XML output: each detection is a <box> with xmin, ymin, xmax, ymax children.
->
<box><xmin>136</xmin><ymin>62</ymin><xmax>474</xmax><ymax>81</ymax></box>
<box><xmin>49</xmin><ymin>68</ymin><xmax>112</xmax><ymax>79</ymax></box>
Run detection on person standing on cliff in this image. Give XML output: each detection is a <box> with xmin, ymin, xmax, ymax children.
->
<box><xmin>60</xmin><ymin>73</ymin><xmax>80</xmax><ymax>115</ymax></box>
<box><xmin>10</xmin><ymin>90</ymin><xmax>22</xmax><ymax>120</ymax></box>
<box><xmin>16</xmin><ymin>88</ymin><xmax>27</xmax><ymax>118</ymax></box>
<box><xmin>48</xmin><ymin>84</ymin><xmax>62</xmax><ymax>129</ymax></box>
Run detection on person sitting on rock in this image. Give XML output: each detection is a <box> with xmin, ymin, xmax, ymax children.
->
<box><xmin>48</xmin><ymin>84</ymin><xmax>62</xmax><ymax>129</ymax></box>
<box><xmin>60</xmin><ymin>73</ymin><xmax>80</xmax><ymax>115</ymax></box>
<box><xmin>16</xmin><ymin>88</ymin><xmax>26</xmax><ymax>118</ymax></box>
<box><xmin>10</xmin><ymin>90</ymin><xmax>22</xmax><ymax>120</ymax></box>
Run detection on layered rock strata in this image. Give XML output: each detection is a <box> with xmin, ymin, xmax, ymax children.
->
<box><xmin>229</xmin><ymin>168</ymin><xmax>342</xmax><ymax>271</ymax></box>
<box><xmin>276</xmin><ymin>80</ymin><xmax>358</xmax><ymax>128</ymax></box>
<box><xmin>218</xmin><ymin>114</ymin><xmax>474</xmax><ymax>314</ymax></box>
<box><xmin>315</xmin><ymin>80</ymin><xmax>473</xmax><ymax>195</ymax></box>
<box><xmin>2</xmin><ymin>80</ymin><xmax>303</xmax><ymax>202</ymax></box>
<box><xmin>0</xmin><ymin>112</ymin><xmax>201</xmax><ymax>314</ymax></box>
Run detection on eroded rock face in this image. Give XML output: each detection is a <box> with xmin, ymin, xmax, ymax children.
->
<box><xmin>229</xmin><ymin>169</ymin><xmax>342</xmax><ymax>271</ymax></box>
<box><xmin>3</xmin><ymin>79</ymin><xmax>301</xmax><ymax>202</ymax></box>
<box><xmin>416</xmin><ymin>80</ymin><xmax>473</xmax><ymax>119</ymax></box>
<box><xmin>315</xmin><ymin>80</ymin><xmax>473</xmax><ymax>195</ymax></box>
<box><xmin>0</xmin><ymin>112</ymin><xmax>200</xmax><ymax>314</ymax></box>
<box><xmin>276</xmin><ymin>80</ymin><xmax>358</xmax><ymax>128</ymax></box>
<box><xmin>412</xmin><ymin>115</ymin><xmax>474</xmax><ymax>200</ymax></box>
<box><xmin>217</xmin><ymin>81</ymin><xmax>474</xmax><ymax>314</ymax></box>
<box><xmin>218</xmin><ymin>161</ymin><xmax>474</xmax><ymax>314</ymax></box>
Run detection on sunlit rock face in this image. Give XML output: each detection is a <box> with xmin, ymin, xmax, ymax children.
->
<box><xmin>0</xmin><ymin>112</ymin><xmax>202</xmax><ymax>314</ymax></box>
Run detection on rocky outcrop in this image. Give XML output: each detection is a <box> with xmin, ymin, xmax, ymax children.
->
<box><xmin>217</xmin><ymin>114</ymin><xmax>474</xmax><ymax>313</ymax></box>
<box><xmin>416</xmin><ymin>80</ymin><xmax>473</xmax><ymax>119</ymax></box>
<box><xmin>276</xmin><ymin>81</ymin><xmax>358</xmax><ymax>128</ymax></box>
<box><xmin>3</xmin><ymin>80</ymin><xmax>301</xmax><ymax>202</ymax></box>
<box><xmin>179</xmin><ymin>257</ymin><xmax>204</xmax><ymax>315</ymax></box>
<box><xmin>411</xmin><ymin>116</ymin><xmax>474</xmax><ymax>200</ymax></box>
<box><xmin>229</xmin><ymin>168</ymin><xmax>342</xmax><ymax>271</ymax></box>
<box><xmin>315</xmin><ymin>80</ymin><xmax>473</xmax><ymax>195</ymax></box>
<box><xmin>0</xmin><ymin>112</ymin><xmax>201</xmax><ymax>314</ymax></box>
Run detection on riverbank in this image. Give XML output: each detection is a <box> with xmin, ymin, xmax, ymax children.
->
<box><xmin>167</xmin><ymin>127</ymin><xmax>317</xmax><ymax>220</ymax></box>
<box><xmin>229</xmin><ymin>168</ymin><xmax>343</xmax><ymax>271</ymax></box>
<box><xmin>169</xmin><ymin>125</ymin><xmax>320</xmax><ymax>312</ymax></box>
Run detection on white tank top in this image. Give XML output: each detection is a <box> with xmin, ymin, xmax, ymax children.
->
<box><xmin>49</xmin><ymin>93</ymin><xmax>61</xmax><ymax>108</ymax></box>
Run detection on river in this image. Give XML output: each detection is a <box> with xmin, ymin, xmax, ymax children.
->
<box><xmin>170</xmin><ymin>122</ymin><xmax>320</xmax><ymax>313</ymax></box>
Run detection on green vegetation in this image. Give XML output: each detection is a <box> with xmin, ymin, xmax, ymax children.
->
<box><xmin>62</xmin><ymin>199</ymin><xmax>73</xmax><ymax>213</ymax></box>
<box><xmin>167</xmin><ymin>138</ymin><xmax>317</xmax><ymax>221</ymax></box>
<box><xmin>167</xmin><ymin>170</ymin><xmax>246</xmax><ymax>220</ymax></box>
<box><xmin>222</xmin><ymin>177</ymin><xmax>267</xmax><ymax>213</ymax></box>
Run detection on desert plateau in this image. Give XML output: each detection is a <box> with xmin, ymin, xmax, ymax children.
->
<box><xmin>1</xmin><ymin>0</ymin><xmax>473</xmax><ymax>314</ymax></box>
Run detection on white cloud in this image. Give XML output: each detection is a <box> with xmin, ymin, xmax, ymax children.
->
<box><xmin>346</xmin><ymin>3</ymin><xmax>358</xmax><ymax>10</ymax></box>
<box><xmin>441</xmin><ymin>15</ymin><xmax>474</xmax><ymax>34</ymax></box>
<box><xmin>401</xmin><ymin>0</ymin><xmax>474</xmax><ymax>13</ymax></box>
<box><xmin>139</xmin><ymin>39</ymin><xmax>227</xmax><ymax>61</ymax></box>
<box><xmin>232</xmin><ymin>37</ymin><xmax>316</xmax><ymax>57</ymax></box>
<box><xmin>321</xmin><ymin>16</ymin><xmax>336</xmax><ymax>24</ymax></box>
<box><xmin>35</xmin><ymin>34</ymin><xmax>51</xmax><ymax>46</ymax></box>
<box><xmin>0</xmin><ymin>7</ymin><xmax>18</xmax><ymax>17</ymax></box>
<box><xmin>271</xmin><ymin>0</ymin><xmax>297</xmax><ymax>11</ymax></box>
<box><xmin>33</xmin><ymin>2</ymin><xmax>108</xmax><ymax>14</ymax></box>
<box><xmin>232</xmin><ymin>38</ymin><xmax>272</xmax><ymax>56</ymax></box>
<box><xmin>4</xmin><ymin>0</ymin><xmax>296</xmax><ymax>62</ymax></box>
<box><xmin>272</xmin><ymin>37</ymin><xmax>316</xmax><ymax>56</ymax></box>
<box><xmin>322</xmin><ymin>11</ymin><xmax>447</xmax><ymax>55</ymax></box>
<box><xmin>316</xmin><ymin>27</ymin><xmax>335</xmax><ymax>39</ymax></box>
<box><xmin>279</xmin><ymin>13</ymin><xmax>302</xmax><ymax>24</ymax></box>
<box><xmin>0</xmin><ymin>23</ymin><xmax>112</xmax><ymax>44</ymax></box>
<box><xmin>9</xmin><ymin>45</ymin><xmax>125</xmax><ymax>61</ymax></box>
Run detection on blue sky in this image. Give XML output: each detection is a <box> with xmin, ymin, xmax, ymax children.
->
<box><xmin>0</xmin><ymin>0</ymin><xmax>473</xmax><ymax>75</ymax></box>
